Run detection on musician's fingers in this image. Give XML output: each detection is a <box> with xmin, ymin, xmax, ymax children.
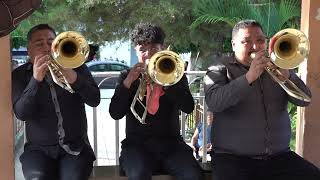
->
<box><xmin>39</xmin><ymin>62</ymin><xmax>48</xmax><ymax>72</ymax></box>
<box><xmin>268</xmin><ymin>63</ymin><xmax>277</xmax><ymax>69</ymax></box>
<box><xmin>35</xmin><ymin>55</ymin><xmax>49</xmax><ymax>67</ymax></box>
<box><xmin>256</xmin><ymin>61</ymin><xmax>269</xmax><ymax>69</ymax></box>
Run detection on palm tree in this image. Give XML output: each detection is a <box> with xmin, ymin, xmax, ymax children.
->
<box><xmin>191</xmin><ymin>0</ymin><xmax>300</xmax><ymax>38</ymax></box>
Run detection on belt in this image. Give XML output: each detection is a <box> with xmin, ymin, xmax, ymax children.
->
<box><xmin>213</xmin><ymin>149</ymin><xmax>290</xmax><ymax>161</ymax></box>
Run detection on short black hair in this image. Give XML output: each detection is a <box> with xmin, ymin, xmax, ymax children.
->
<box><xmin>232</xmin><ymin>20</ymin><xmax>264</xmax><ymax>39</ymax></box>
<box><xmin>130</xmin><ymin>23</ymin><xmax>166</xmax><ymax>46</ymax></box>
<box><xmin>27</xmin><ymin>24</ymin><xmax>56</xmax><ymax>42</ymax></box>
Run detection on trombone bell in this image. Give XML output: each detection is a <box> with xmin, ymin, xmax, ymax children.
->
<box><xmin>270</xmin><ymin>28</ymin><xmax>309</xmax><ymax>70</ymax></box>
<box><xmin>52</xmin><ymin>31</ymin><xmax>89</xmax><ymax>69</ymax></box>
<box><xmin>252</xmin><ymin>28</ymin><xmax>311</xmax><ymax>102</ymax></box>
<box><xmin>130</xmin><ymin>50</ymin><xmax>185</xmax><ymax>124</ymax></box>
<box><xmin>148</xmin><ymin>50</ymin><xmax>184</xmax><ymax>86</ymax></box>
<box><xmin>49</xmin><ymin>31</ymin><xmax>89</xmax><ymax>93</ymax></box>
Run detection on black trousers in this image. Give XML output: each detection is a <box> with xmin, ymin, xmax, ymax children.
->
<box><xmin>20</xmin><ymin>143</ymin><xmax>95</xmax><ymax>180</ymax></box>
<box><xmin>119</xmin><ymin>138</ymin><xmax>202</xmax><ymax>180</ymax></box>
<box><xmin>211</xmin><ymin>151</ymin><xmax>320</xmax><ymax>180</ymax></box>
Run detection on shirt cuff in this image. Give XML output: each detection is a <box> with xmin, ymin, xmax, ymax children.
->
<box><xmin>234</xmin><ymin>75</ymin><xmax>252</xmax><ymax>95</ymax></box>
<box><xmin>24</xmin><ymin>77</ymin><xmax>41</xmax><ymax>96</ymax></box>
<box><xmin>70</xmin><ymin>73</ymin><xmax>84</xmax><ymax>91</ymax></box>
<box><xmin>118</xmin><ymin>83</ymin><xmax>131</xmax><ymax>95</ymax></box>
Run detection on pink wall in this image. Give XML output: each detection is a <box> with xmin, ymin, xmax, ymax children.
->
<box><xmin>298</xmin><ymin>0</ymin><xmax>320</xmax><ymax>167</ymax></box>
<box><xmin>0</xmin><ymin>35</ymin><xmax>14</xmax><ymax>179</ymax></box>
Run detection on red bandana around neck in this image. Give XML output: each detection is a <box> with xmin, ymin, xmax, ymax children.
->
<box><xmin>146</xmin><ymin>83</ymin><xmax>165</xmax><ymax>115</ymax></box>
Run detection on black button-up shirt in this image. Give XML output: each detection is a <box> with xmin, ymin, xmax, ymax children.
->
<box><xmin>12</xmin><ymin>62</ymin><xmax>100</xmax><ymax>154</ymax></box>
<box><xmin>109</xmin><ymin>69</ymin><xmax>194</xmax><ymax>148</ymax></box>
<box><xmin>204</xmin><ymin>56</ymin><xmax>311</xmax><ymax>156</ymax></box>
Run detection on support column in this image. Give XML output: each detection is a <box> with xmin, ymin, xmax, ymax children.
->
<box><xmin>0</xmin><ymin>36</ymin><xmax>14</xmax><ymax>179</ymax></box>
<box><xmin>297</xmin><ymin>0</ymin><xmax>320</xmax><ymax>167</ymax></box>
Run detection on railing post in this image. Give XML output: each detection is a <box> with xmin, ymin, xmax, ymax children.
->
<box><xmin>115</xmin><ymin>120</ymin><xmax>120</xmax><ymax>165</ymax></box>
<box><xmin>202</xmin><ymin>103</ymin><xmax>208</xmax><ymax>163</ymax></box>
<box><xmin>92</xmin><ymin>73</ymin><xmax>121</xmax><ymax>166</ymax></box>
<box><xmin>93</xmin><ymin>106</ymin><xmax>98</xmax><ymax>166</ymax></box>
<box><xmin>181</xmin><ymin>112</ymin><xmax>186</xmax><ymax>140</ymax></box>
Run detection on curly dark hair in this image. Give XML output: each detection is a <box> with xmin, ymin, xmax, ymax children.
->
<box><xmin>130</xmin><ymin>23</ymin><xmax>166</xmax><ymax>46</ymax></box>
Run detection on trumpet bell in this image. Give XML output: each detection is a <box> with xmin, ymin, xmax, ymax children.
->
<box><xmin>147</xmin><ymin>50</ymin><xmax>184</xmax><ymax>86</ymax></box>
<box><xmin>52</xmin><ymin>31</ymin><xmax>89</xmax><ymax>69</ymax></box>
<box><xmin>271</xmin><ymin>28</ymin><xmax>310</xmax><ymax>69</ymax></box>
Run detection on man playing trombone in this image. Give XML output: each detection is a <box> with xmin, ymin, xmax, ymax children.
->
<box><xmin>109</xmin><ymin>23</ymin><xmax>201</xmax><ymax>180</ymax></box>
<box><xmin>204</xmin><ymin>19</ymin><xmax>320</xmax><ymax>180</ymax></box>
<box><xmin>12</xmin><ymin>24</ymin><xmax>100</xmax><ymax>180</ymax></box>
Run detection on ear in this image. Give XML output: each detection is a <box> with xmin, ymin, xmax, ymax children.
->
<box><xmin>163</xmin><ymin>44</ymin><xmax>168</xmax><ymax>50</ymax></box>
<box><xmin>231</xmin><ymin>39</ymin><xmax>236</xmax><ymax>51</ymax></box>
<box><xmin>26</xmin><ymin>43</ymin><xmax>33</xmax><ymax>63</ymax></box>
<box><xmin>26</xmin><ymin>43</ymin><xmax>30</xmax><ymax>56</ymax></box>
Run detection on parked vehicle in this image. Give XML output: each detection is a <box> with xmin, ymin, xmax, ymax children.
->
<box><xmin>86</xmin><ymin>60</ymin><xmax>129</xmax><ymax>72</ymax></box>
<box><xmin>86</xmin><ymin>60</ymin><xmax>130</xmax><ymax>89</ymax></box>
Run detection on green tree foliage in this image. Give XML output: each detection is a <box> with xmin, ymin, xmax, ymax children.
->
<box><xmin>288</xmin><ymin>102</ymin><xmax>298</xmax><ymax>150</ymax></box>
<box><xmin>12</xmin><ymin>0</ymin><xmax>300</xmax><ymax>71</ymax></box>
<box><xmin>191</xmin><ymin>0</ymin><xmax>301</xmax><ymax>62</ymax></box>
<box><xmin>11</xmin><ymin>0</ymin><xmax>231</xmax><ymax>70</ymax></box>
<box><xmin>192</xmin><ymin>0</ymin><xmax>300</xmax><ymax>37</ymax></box>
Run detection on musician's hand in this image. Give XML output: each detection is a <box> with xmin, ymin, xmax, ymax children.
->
<box><xmin>268</xmin><ymin>35</ymin><xmax>278</xmax><ymax>55</ymax></box>
<box><xmin>246</xmin><ymin>50</ymin><xmax>269</xmax><ymax>84</ymax></box>
<box><xmin>207</xmin><ymin>143</ymin><xmax>212</xmax><ymax>152</ymax></box>
<box><xmin>190</xmin><ymin>145</ymin><xmax>196</xmax><ymax>152</ymax></box>
<box><xmin>33</xmin><ymin>55</ymin><xmax>49</xmax><ymax>82</ymax></box>
<box><xmin>267</xmin><ymin>63</ymin><xmax>290</xmax><ymax>80</ymax></box>
<box><xmin>123</xmin><ymin>63</ymin><xmax>145</xmax><ymax>88</ymax></box>
<box><xmin>277</xmin><ymin>68</ymin><xmax>290</xmax><ymax>79</ymax></box>
<box><xmin>62</xmin><ymin>68</ymin><xmax>77</xmax><ymax>84</ymax></box>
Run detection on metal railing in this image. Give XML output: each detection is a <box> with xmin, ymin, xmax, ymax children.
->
<box><xmin>14</xmin><ymin>71</ymin><xmax>210</xmax><ymax>167</ymax></box>
<box><xmin>90</xmin><ymin>71</ymin><xmax>209</xmax><ymax>166</ymax></box>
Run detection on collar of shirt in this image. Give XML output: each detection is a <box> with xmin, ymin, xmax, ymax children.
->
<box><xmin>228</xmin><ymin>55</ymin><xmax>250</xmax><ymax>70</ymax></box>
<box><xmin>26</xmin><ymin>62</ymin><xmax>33</xmax><ymax>71</ymax></box>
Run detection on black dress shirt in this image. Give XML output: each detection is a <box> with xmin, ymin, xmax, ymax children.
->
<box><xmin>204</xmin><ymin>56</ymin><xmax>311</xmax><ymax>156</ymax></box>
<box><xmin>12</xmin><ymin>62</ymin><xmax>100</xmax><ymax>155</ymax></box>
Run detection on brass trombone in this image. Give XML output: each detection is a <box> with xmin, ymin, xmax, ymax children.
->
<box><xmin>130</xmin><ymin>50</ymin><xmax>185</xmax><ymax>124</ymax></box>
<box><xmin>49</xmin><ymin>31</ymin><xmax>89</xmax><ymax>93</ymax></box>
<box><xmin>251</xmin><ymin>28</ymin><xmax>311</xmax><ymax>102</ymax></box>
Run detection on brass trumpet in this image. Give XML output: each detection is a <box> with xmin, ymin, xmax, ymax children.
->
<box><xmin>130</xmin><ymin>50</ymin><xmax>185</xmax><ymax>124</ymax></box>
<box><xmin>251</xmin><ymin>28</ymin><xmax>311</xmax><ymax>102</ymax></box>
<box><xmin>49</xmin><ymin>31</ymin><xmax>89</xmax><ymax>93</ymax></box>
